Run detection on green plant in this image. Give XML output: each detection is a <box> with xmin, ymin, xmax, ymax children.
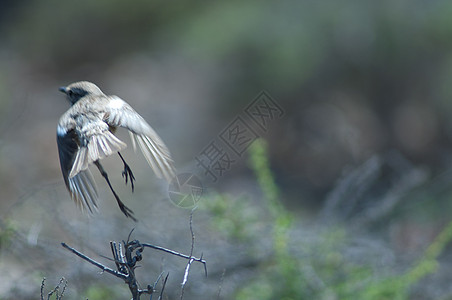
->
<box><xmin>206</xmin><ymin>138</ymin><xmax>452</xmax><ymax>299</ymax></box>
<box><xmin>235</xmin><ymin>139</ymin><xmax>299</xmax><ymax>299</ymax></box>
<box><xmin>0</xmin><ymin>219</ymin><xmax>15</xmax><ymax>249</ymax></box>
<box><xmin>356</xmin><ymin>219</ymin><xmax>452</xmax><ymax>300</ymax></box>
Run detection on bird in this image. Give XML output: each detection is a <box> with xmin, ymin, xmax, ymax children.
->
<box><xmin>56</xmin><ymin>81</ymin><xmax>176</xmax><ymax>221</ymax></box>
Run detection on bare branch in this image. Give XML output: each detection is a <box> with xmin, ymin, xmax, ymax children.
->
<box><xmin>141</xmin><ymin>243</ymin><xmax>206</xmax><ymax>267</ymax></box>
<box><xmin>40</xmin><ymin>277</ymin><xmax>67</xmax><ymax>300</ymax></box>
<box><xmin>61</xmin><ymin>243</ymin><xmax>127</xmax><ymax>280</ymax></box>
<box><xmin>181</xmin><ymin>210</ymin><xmax>196</xmax><ymax>299</ymax></box>
<box><xmin>61</xmin><ymin>219</ymin><xmax>206</xmax><ymax>300</ymax></box>
<box><xmin>158</xmin><ymin>273</ymin><xmax>169</xmax><ymax>300</ymax></box>
<box><xmin>40</xmin><ymin>277</ymin><xmax>45</xmax><ymax>300</ymax></box>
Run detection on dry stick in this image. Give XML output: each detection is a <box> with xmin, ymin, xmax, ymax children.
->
<box><xmin>43</xmin><ymin>277</ymin><xmax>67</xmax><ymax>300</ymax></box>
<box><xmin>62</xmin><ymin>219</ymin><xmax>206</xmax><ymax>300</ymax></box>
<box><xmin>139</xmin><ymin>214</ymin><xmax>207</xmax><ymax>276</ymax></box>
<box><xmin>62</xmin><ymin>241</ymin><xmax>150</xmax><ymax>299</ymax></box>
<box><xmin>40</xmin><ymin>278</ymin><xmax>45</xmax><ymax>300</ymax></box>
<box><xmin>180</xmin><ymin>210</ymin><xmax>196</xmax><ymax>299</ymax></box>
<box><xmin>56</xmin><ymin>278</ymin><xmax>68</xmax><ymax>300</ymax></box>
<box><xmin>62</xmin><ymin>238</ymin><xmax>204</xmax><ymax>299</ymax></box>
<box><xmin>148</xmin><ymin>273</ymin><xmax>163</xmax><ymax>300</ymax></box>
<box><xmin>110</xmin><ymin>241</ymin><xmax>123</xmax><ymax>273</ymax></box>
<box><xmin>158</xmin><ymin>273</ymin><xmax>169</xmax><ymax>300</ymax></box>
<box><xmin>140</xmin><ymin>243</ymin><xmax>206</xmax><ymax>269</ymax></box>
<box><xmin>121</xmin><ymin>241</ymin><xmax>141</xmax><ymax>299</ymax></box>
<box><xmin>153</xmin><ymin>272</ymin><xmax>164</xmax><ymax>289</ymax></box>
<box><xmin>61</xmin><ymin>243</ymin><xmax>127</xmax><ymax>280</ymax></box>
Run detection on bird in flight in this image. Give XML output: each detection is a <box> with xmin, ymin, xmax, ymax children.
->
<box><xmin>57</xmin><ymin>81</ymin><xmax>176</xmax><ymax>221</ymax></box>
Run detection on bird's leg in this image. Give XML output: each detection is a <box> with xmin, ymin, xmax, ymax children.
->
<box><xmin>118</xmin><ymin>152</ymin><xmax>135</xmax><ymax>192</ymax></box>
<box><xmin>94</xmin><ymin>160</ymin><xmax>137</xmax><ymax>222</ymax></box>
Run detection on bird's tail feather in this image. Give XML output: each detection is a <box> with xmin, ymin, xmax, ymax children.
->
<box><xmin>68</xmin><ymin>169</ymin><xmax>99</xmax><ymax>214</ymax></box>
<box><xmin>69</xmin><ymin>132</ymin><xmax>126</xmax><ymax>178</ymax></box>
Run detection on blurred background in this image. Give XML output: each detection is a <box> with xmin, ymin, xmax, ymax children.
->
<box><xmin>2</xmin><ymin>0</ymin><xmax>452</xmax><ymax>299</ymax></box>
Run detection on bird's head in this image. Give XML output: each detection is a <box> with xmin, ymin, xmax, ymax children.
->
<box><xmin>59</xmin><ymin>81</ymin><xmax>104</xmax><ymax>104</ymax></box>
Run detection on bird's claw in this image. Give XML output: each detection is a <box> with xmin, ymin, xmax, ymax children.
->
<box><xmin>122</xmin><ymin>163</ymin><xmax>136</xmax><ymax>192</ymax></box>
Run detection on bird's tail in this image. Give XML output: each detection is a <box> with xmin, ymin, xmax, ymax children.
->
<box><xmin>69</xmin><ymin>132</ymin><xmax>127</xmax><ymax>178</ymax></box>
<box><xmin>68</xmin><ymin>169</ymin><xmax>99</xmax><ymax>214</ymax></box>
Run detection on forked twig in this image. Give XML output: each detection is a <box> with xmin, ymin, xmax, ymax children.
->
<box><xmin>181</xmin><ymin>210</ymin><xmax>196</xmax><ymax>299</ymax></box>
<box><xmin>140</xmin><ymin>243</ymin><xmax>207</xmax><ymax>272</ymax></box>
<box><xmin>40</xmin><ymin>277</ymin><xmax>67</xmax><ymax>300</ymax></box>
<box><xmin>61</xmin><ymin>243</ymin><xmax>126</xmax><ymax>280</ymax></box>
<box><xmin>61</xmin><ymin>225</ymin><xmax>206</xmax><ymax>300</ymax></box>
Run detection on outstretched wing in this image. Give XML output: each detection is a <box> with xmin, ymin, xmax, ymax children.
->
<box><xmin>104</xmin><ymin>96</ymin><xmax>176</xmax><ymax>182</ymax></box>
<box><xmin>57</xmin><ymin>125</ymin><xmax>99</xmax><ymax>213</ymax></box>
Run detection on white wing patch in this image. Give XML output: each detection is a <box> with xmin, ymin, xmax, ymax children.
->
<box><xmin>57</xmin><ymin>125</ymin><xmax>67</xmax><ymax>136</ymax></box>
<box><xmin>108</xmin><ymin>97</ymin><xmax>125</xmax><ymax>109</ymax></box>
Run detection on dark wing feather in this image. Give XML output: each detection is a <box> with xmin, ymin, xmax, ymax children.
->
<box><xmin>57</xmin><ymin>128</ymin><xmax>78</xmax><ymax>185</ymax></box>
<box><xmin>57</xmin><ymin>128</ymin><xmax>98</xmax><ymax>213</ymax></box>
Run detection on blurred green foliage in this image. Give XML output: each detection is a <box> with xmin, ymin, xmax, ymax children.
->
<box><xmin>0</xmin><ymin>219</ymin><xmax>15</xmax><ymax>250</ymax></box>
<box><xmin>245</xmin><ymin>139</ymin><xmax>296</xmax><ymax>298</ymax></box>
<box><xmin>357</xmin><ymin>219</ymin><xmax>452</xmax><ymax>300</ymax></box>
<box><xmin>200</xmin><ymin>193</ymin><xmax>258</xmax><ymax>241</ymax></box>
<box><xmin>203</xmin><ymin>140</ymin><xmax>452</xmax><ymax>299</ymax></box>
<box><xmin>84</xmin><ymin>284</ymin><xmax>120</xmax><ymax>300</ymax></box>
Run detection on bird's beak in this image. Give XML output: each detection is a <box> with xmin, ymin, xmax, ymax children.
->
<box><xmin>59</xmin><ymin>86</ymin><xmax>67</xmax><ymax>93</ymax></box>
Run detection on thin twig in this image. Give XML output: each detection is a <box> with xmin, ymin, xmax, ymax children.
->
<box><xmin>139</xmin><ymin>212</ymin><xmax>207</xmax><ymax>276</ymax></box>
<box><xmin>154</xmin><ymin>272</ymin><xmax>164</xmax><ymax>287</ymax></box>
<box><xmin>110</xmin><ymin>241</ymin><xmax>121</xmax><ymax>272</ymax></box>
<box><xmin>59</xmin><ymin>278</ymin><xmax>68</xmax><ymax>300</ymax></box>
<box><xmin>158</xmin><ymin>273</ymin><xmax>169</xmax><ymax>300</ymax></box>
<box><xmin>61</xmin><ymin>243</ymin><xmax>127</xmax><ymax>280</ymax></box>
<box><xmin>46</xmin><ymin>277</ymin><xmax>67</xmax><ymax>300</ymax></box>
<box><xmin>40</xmin><ymin>277</ymin><xmax>45</xmax><ymax>300</ymax></box>
<box><xmin>141</xmin><ymin>243</ymin><xmax>206</xmax><ymax>266</ymax></box>
<box><xmin>181</xmin><ymin>210</ymin><xmax>195</xmax><ymax>299</ymax></box>
<box><xmin>62</xmin><ymin>222</ymin><xmax>206</xmax><ymax>300</ymax></box>
<box><xmin>127</xmin><ymin>228</ymin><xmax>136</xmax><ymax>244</ymax></box>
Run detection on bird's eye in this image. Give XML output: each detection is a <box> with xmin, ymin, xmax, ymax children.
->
<box><xmin>68</xmin><ymin>90</ymin><xmax>74</xmax><ymax>96</ymax></box>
